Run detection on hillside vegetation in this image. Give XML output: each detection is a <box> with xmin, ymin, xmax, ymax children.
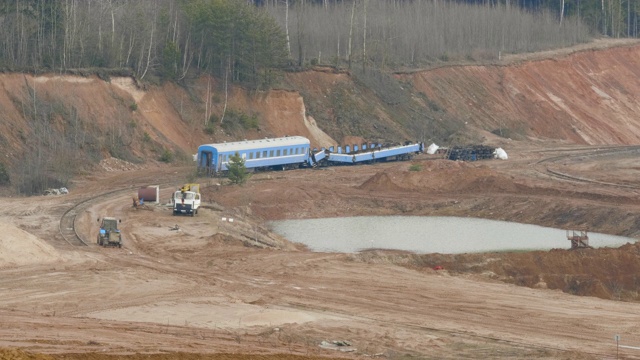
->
<box><xmin>0</xmin><ymin>40</ymin><xmax>639</xmax><ymax>196</ymax></box>
<box><xmin>0</xmin><ymin>0</ymin><xmax>639</xmax><ymax>195</ymax></box>
<box><xmin>0</xmin><ymin>0</ymin><xmax>597</xmax><ymax>81</ymax></box>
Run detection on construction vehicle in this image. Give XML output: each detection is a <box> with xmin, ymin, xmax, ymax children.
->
<box><xmin>97</xmin><ymin>217</ymin><xmax>122</xmax><ymax>248</ymax></box>
<box><xmin>173</xmin><ymin>183</ymin><xmax>201</xmax><ymax>216</ymax></box>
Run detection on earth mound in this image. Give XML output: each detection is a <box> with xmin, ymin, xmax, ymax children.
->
<box><xmin>359</xmin><ymin>159</ymin><xmax>519</xmax><ymax>193</ymax></box>
<box><xmin>0</xmin><ymin>221</ymin><xmax>64</xmax><ymax>267</ymax></box>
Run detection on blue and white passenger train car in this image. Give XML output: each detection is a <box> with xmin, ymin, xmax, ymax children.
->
<box><xmin>198</xmin><ymin>136</ymin><xmax>311</xmax><ymax>175</ymax></box>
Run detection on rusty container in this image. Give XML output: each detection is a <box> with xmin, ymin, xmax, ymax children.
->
<box><xmin>138</xmin><ymin>186</ymin><xmax>159</xmax><ymax>203</ymax></box>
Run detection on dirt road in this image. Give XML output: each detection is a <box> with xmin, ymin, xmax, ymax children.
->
<box><xmin>1</xmin><ymin>142</ymin><xmax>640</xmax><ymax>360</ymax></box>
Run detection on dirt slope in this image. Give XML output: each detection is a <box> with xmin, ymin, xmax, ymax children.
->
<box><xmin>0</xmin><ymin>74</ymin><xmax>335</xmax><ymax>179</ymax></box>
<box><xmin>2</xmin><ymin>40</ymin><xmax>640</xmax><ymax>360</ymax></box>
<box><xmin>1</xmin><ymin>40</ymin><xmax>639</xmax><ymax>178</ymax></box>
<box><xmin>401</xmin><ymin>42</ymin><xmax>640</xmax><ymax>145</ymax></box>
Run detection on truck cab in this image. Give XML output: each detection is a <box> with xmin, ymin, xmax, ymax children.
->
<box><xmin>173</xmin><ymin>184</ymin><xmax>201</xmax><ymax>216</ymax></box>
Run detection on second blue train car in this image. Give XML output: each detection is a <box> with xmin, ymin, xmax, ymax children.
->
<box><xmin>198</xmin><ymin>136</ymin><xmax>311</xmax><ymax>175</ymax></box>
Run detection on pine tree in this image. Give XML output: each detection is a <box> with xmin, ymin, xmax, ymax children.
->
<box><xmin>227</xmin><ymin>152</ymin><xmax>250</xmax><ymax>185</ymax></box>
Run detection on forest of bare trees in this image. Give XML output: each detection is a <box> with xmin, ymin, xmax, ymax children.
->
<box><xmin>0</xmin><ymin>0</ymin><xmax>288</xmax><ymax>86</ymax></box>
<box><xmin>0</xmin><ymin>0</ymin><xmax>636</xmax><ymax>195</ymax></box>
<box><xmin>1</xmin><ymin>0</ymin><xmax>635</xmax><ymax>82</ymax></box>
<box><xmin>266</xmin><ymin>0</ymin><xmax>592</xmax><ymax>69</ymax></box>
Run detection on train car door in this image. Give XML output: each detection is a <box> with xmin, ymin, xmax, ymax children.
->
<box><xmin>201</xmin><ymin>151</ymin><xmax>212</xmax><ymax>170</ymax></box>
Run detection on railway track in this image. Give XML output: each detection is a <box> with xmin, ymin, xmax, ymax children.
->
<box><xmin>58</xmin><ymin>182</ymin><xmax>177</xmax><ymax>247</ymax></box>
<box><xmin>58</xmin><ymin>187</ymin><xmax>138</xmax><ymax>247</ymax></box>
<box><xmin>534</xmin><ymin>145</ymin><xmax>640</xmax><ymax>190</ymax></box>
<box><xmin>59</xmin><ymin>206</ymin><xmax>88</xmax><ymax>246</ymax></box>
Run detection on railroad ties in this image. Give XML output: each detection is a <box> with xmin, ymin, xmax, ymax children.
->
<box><xmin>60</xmin><ymin>207</ymin><xmax>88</xmax><ymax>246</ymax></box>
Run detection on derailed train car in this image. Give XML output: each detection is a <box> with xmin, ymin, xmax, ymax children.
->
<box><xmin>198</xmin><ymin>136</ymin><xmax>312</xmax><ymax>175</ymax></box>
<box><xmin>197</xmin><ymin>136</ymin><xmax>423</xmax><ymax>176</ymax></box>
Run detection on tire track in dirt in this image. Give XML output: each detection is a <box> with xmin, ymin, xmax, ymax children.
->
<box><xmin>534</xmin><ymin>145</ymin><xmax>640</xmax><ymax>189</ymax></box>
<box><xmin>59</xmin><ymin>180</ymin><xmax>181</xmax><ymax>247</ymax></box>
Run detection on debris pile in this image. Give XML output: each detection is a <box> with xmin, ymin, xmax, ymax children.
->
<box><xmin>43</xmin><ymin>187</ymin><xmax>69</xmax><ymax>196</ymax></box>
<box><xmin>319</xmin><ymin>340</ymin><xmax>356</xmax><ymax>352</ymax></box>
<box><xmin>447</xmin><ymin>145</ymin><xmax>496</xmax><ymax>161</ymax></box>
<box><xmin>100</xmin><ymin>157</ymin><xmax>144</xmax><ymax>172</ymax></box>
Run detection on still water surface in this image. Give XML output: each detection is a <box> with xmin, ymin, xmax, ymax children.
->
<box><xmin>270</xmin><ymin>216</ymin><xmax>636</xmax><ymax>254</ymax></box>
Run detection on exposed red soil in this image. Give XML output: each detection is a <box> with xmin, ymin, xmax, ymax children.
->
<box><xmin>400</xmin><ymin>41</ymin><xmax>640</xmax><ymax>145</ymax></box>
<box><xmin>2</xmin><ymin>40</ymin><xmax>640</xmax><ymax>360</ymax></box>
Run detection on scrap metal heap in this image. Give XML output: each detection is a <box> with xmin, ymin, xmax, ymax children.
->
<box><xmin>446</xmin><ymin>145</ymin><xmax>496</xmax><ymax>161</ymax></box>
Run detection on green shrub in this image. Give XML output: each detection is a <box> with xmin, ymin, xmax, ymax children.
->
<box><xmin>222</xmin><ymin>110</ymin><xmax>259</xmax><ymax>131</ymax></box>
<box><xmin>159</xmin><ymin>149</ymin><xmax>173</xmax><ymax>163</ymax></box>
<box><xmin>0</xmin><ymin>163</ymin><xmax>10</xmax><ymax>185</ymax></box>
<box><xmin>129</xmin><ymin>102</ymin><xmax>138</xmax><ymax>111</ymax></box>
<box><xmin>409</xmin><ymin>164</ymin><xmax>422</xmax><ymax>172</ymax></box>
<box><xmin>427</xmin><ymin>99</ymin><xmax>443</xmax><ymax>112</ymax></box>
<box><xmin>205</xmin><ymin>116</ymin><xmax>217</xmax><ymax>134</ymax></box>
<box><xmin>239</xmin><ymin>113</ymin><xmax>259</xmax><ymax>129</ymax></box>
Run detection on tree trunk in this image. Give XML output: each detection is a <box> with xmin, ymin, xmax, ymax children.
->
<box><xmin>220</xmin><ymin>58</ymin><xmax>230</xmax><ymax>125</ymax></box>
<box><xmin>285</xmin><ymin>0</ymin><xmax>291</xmax><ymax>58</ymax></box>
<box><xmin>627</xmin><ymin>0</ymin><xmax>631</xmax><ymax>36</ymax></box>
<box><xmin>205</xmin><ymin>77</ymin><xmax>211</xmax><ymax>126</ymax></box>
<box><xmin>140</xmin><ymin>17</ymin><xmax>155</xmax><ymax>79</ymax></box>
<box><xmin>296</xmin><ymin>0</ymin><xmax>305</xmax><ymax>66</ymax></box>
<box><xmin>602</xmin><ymin>0</ymin><xmax>607</xmax><ymax>34</ymax></box>
<box><xmin>362</xmin><ymin>0</ymin><xmax>367</xmax><ymax>73</ymax></box>
<box><xmin>348</xmin><ymin>0</ymin><xmax>356</xmax><ymax>69</ymax></box>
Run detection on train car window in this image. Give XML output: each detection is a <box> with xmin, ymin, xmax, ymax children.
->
<box><xmin>294</xmin><ymin>148</ymin><xmax>299</xmax><ymax>155</ymax></box>
<box><xmin>249</xmin><ymin>152</ymin><xmax>254</xmax><ymax>159</ymax></box>
<box><xmin>263</xmin><ymin>151</ymin><xmax>267</xmax><ymax>158</ymax></box>
<box><xmin>276</xmin><ymin>150</ymin><xmax>281</xmax><ymax>156</ymax></box>
<box><xmin>269</xmin><ymin>150</ymin><xmax>274</xmax><ymax>157</ymax></box>
<box><xmin>256</xmin><ymin>151</ymin><xmax>260</xmax><ymax>159</ymax></box>
<box><xmin>283</xmin><ymin>149</ymin><xmax>288</xmax><ymax>156</ymax></box>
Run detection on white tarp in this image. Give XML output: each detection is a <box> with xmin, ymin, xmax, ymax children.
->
<box><xmin>426</xmin><ymin>143</ymin><xmax>440</xmax><ymax>155</ymax></box>
<box><xmin>494</xmin><ymin>148</ymin><xmax>508</xmax><ymax>160</ymax></box>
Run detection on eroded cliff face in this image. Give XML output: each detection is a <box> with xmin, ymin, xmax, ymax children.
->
<box><xmin>402</xmin><ymin>44</ymin><xmax>640</xmax><ymax>145</ymax></box>
<box><xmin>0</xmin><ymin>74</ymin><xmax>335</xmax><ymax>175</ymax></box>
<box><xmin>0</xmin><ymin>41</ymin><xmax>639</xmax><ymax>177</ymax></box>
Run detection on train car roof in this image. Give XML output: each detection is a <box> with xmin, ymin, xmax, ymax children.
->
<box><xmin>199</xmin><ymin>136</ymin><xmax>310</xmax><ymax>153</ymax></box>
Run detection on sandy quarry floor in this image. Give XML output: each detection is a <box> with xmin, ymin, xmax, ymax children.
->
<box><xmin>2</xmin><ymin>140</ymin><xmax>640</xmax><ymax>360</ymax></box>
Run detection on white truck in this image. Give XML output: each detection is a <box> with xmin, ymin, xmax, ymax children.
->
<box><xmin>172</xmin><ymin>183</ymin><xmax>201</xmax><ymax>216</ymax></box>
